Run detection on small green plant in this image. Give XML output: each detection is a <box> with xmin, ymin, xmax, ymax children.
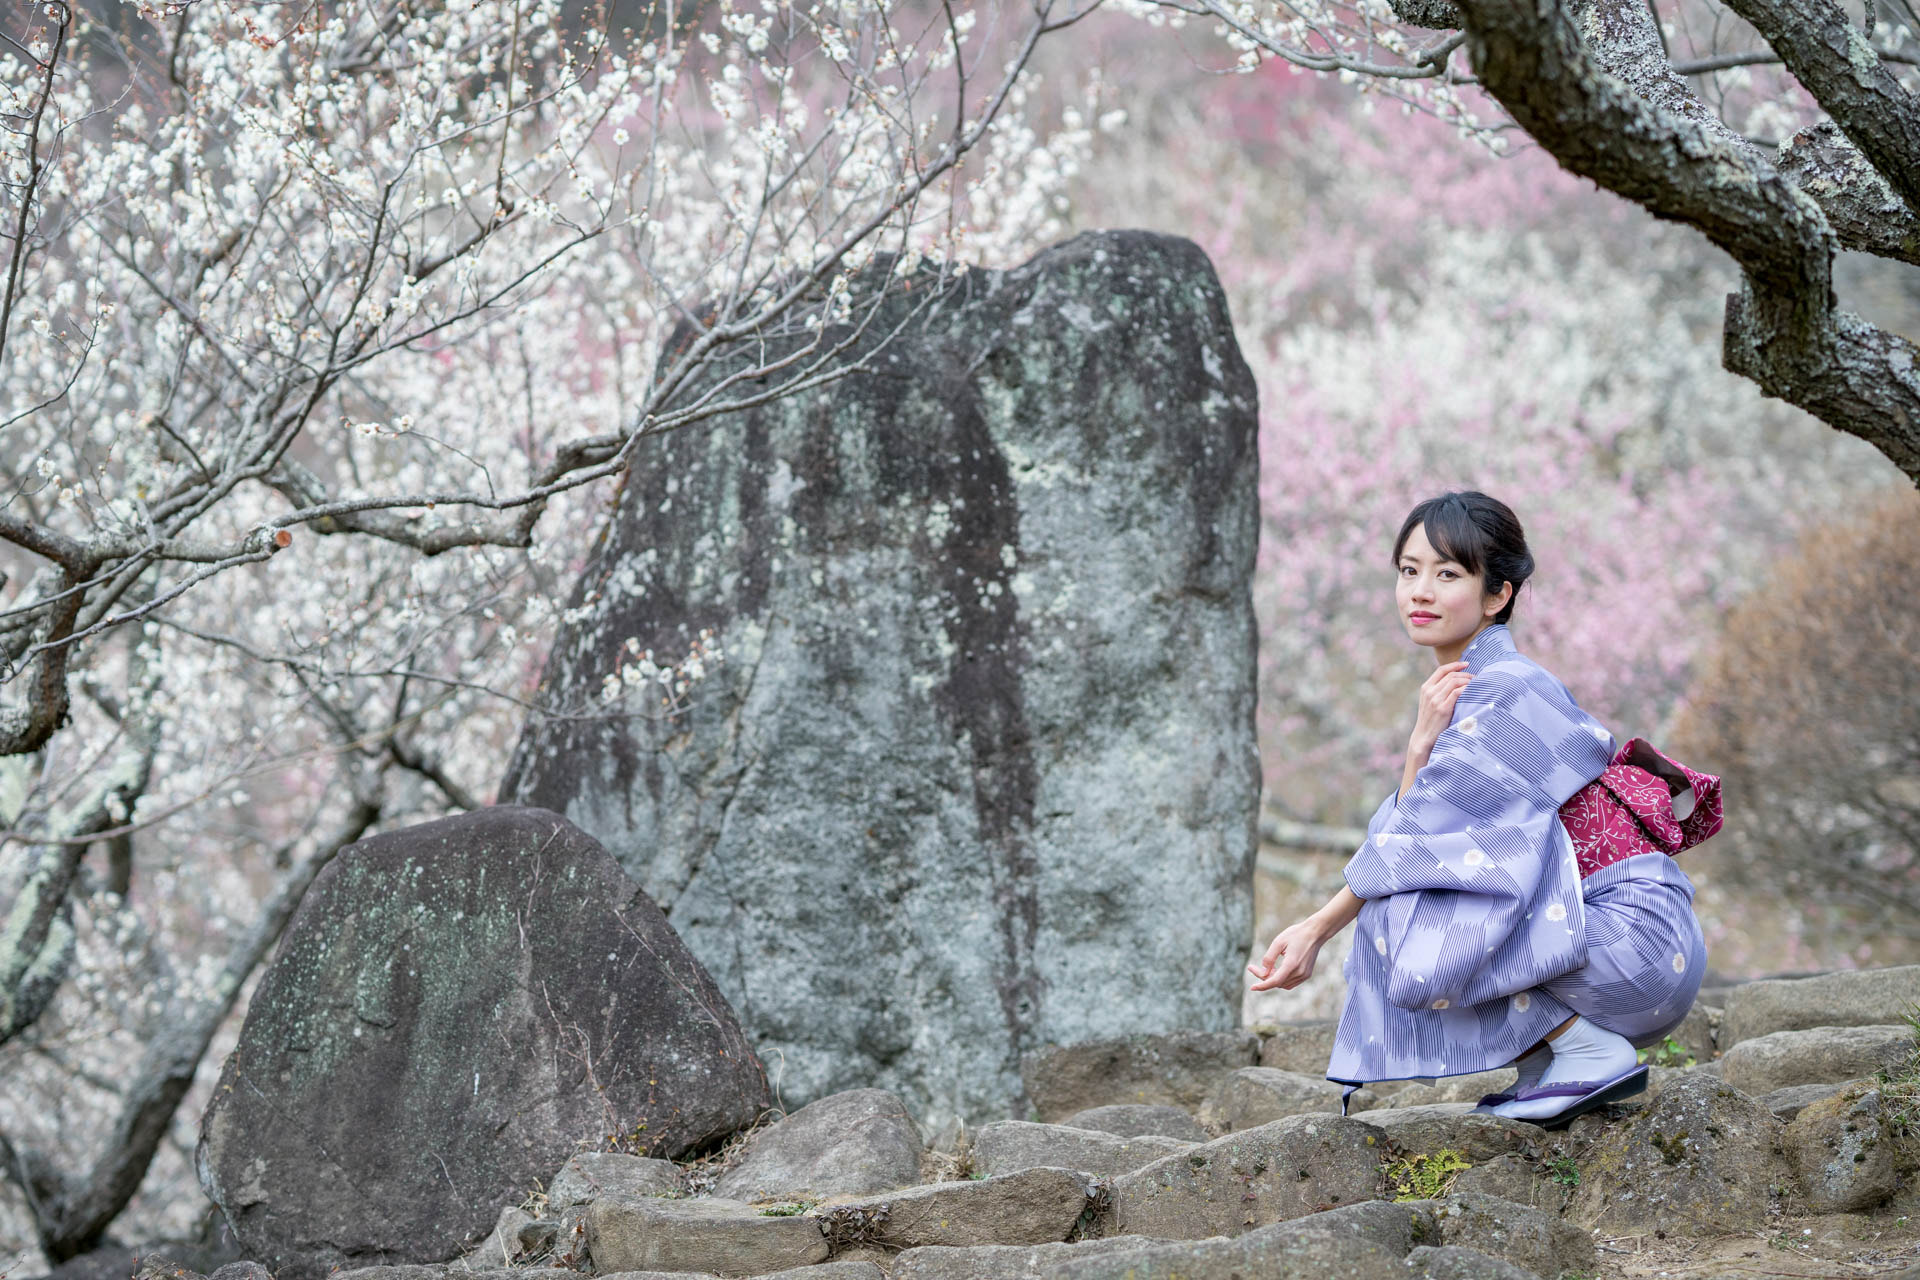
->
<box><xmin>1545</xmin><ymin>1156</ymin><xmax>1581</xmax><ymax>1188</ymax></box>
<box><xmin>1385</xmin><ymin>1149</ymin><xmax>1472</xmax><ymax>1201</ymax></box>
<box><xmin>757</xmin><ymin>1202</ymin><xmax>815</xmax><ymax>1217</ymax></box>
<box><xmin>1875</xmin><ymin>1003</ymin><xmax>1920</xmax><ymax>1132</ymax></box>
<box><xmin>1636</xmin><ymin>1034</ymin><xmax>1696</xmax><ymax>1069</ymax></box>
<box><xmin>603</xmin><ymin>1118</ymin><xmax>653</xmax><ymax>1154</ymax></box>
<box><xmin>1649</xmin><ymin>1129</ymin><xmax>1691</xmax><ymax>1166</ymax></box>
<box><xmin>1767</xmin><ymin>1227</ymin><xmax>1814</xmax><ymax>1251</ymax></box>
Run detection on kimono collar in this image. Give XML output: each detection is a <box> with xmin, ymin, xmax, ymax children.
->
<box><xmin>1460</xmin><ymin>622</ymin><xmax>1516</xmax><ymax>671</ymax></box>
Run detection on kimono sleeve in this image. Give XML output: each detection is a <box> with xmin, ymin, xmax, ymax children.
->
<box><xmin>1341</xmin><ymin>665</ymin><xmax>1613</xmax><ymax>1010</ymax></box>
<box><xmin>1363</xmin><ymin>788</ymin><xmax>1398</xmax><ymax>841</ymax></box>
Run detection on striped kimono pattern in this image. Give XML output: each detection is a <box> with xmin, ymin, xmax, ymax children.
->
<box><xmin>1328</xmin><ymin>623</ymin><xmax>1706</xmax><ymax>1087</ymax></box>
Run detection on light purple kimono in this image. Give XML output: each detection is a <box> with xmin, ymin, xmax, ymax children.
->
<box><xmin>1328</xmin><ymin>623</ymin><xmax>1705</xmax><ymax>1088</ymax></box>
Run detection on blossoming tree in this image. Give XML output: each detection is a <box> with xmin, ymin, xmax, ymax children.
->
<box><xmin>1141</xmin><ymin>0</ymin><xmax>1920</xmax><ymax>483</ymax></box>
<box><xmin>0</xmin><ymin>0</ymin><xmax>1102</xmax><ymax>1259</ymax></box>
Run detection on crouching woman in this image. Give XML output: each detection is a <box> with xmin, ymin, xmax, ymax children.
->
<box><xmin>1248</xmin><ymin>491</ymin><xmax>1716</xmax><ymax>1128</ymax></box>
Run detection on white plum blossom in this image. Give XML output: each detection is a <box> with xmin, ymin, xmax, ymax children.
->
<box><xmin>0</xmin><ymin>0</ymin><xmax>1107</xmax><ymax>1262</ymax></box>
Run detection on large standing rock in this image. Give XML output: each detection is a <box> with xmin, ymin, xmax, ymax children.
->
<box><xmin>500</xmin><ymin>231</ymin><xmax>1262</xmax><ymax>1125</ymax></box>
<box><xmin>197</xmin><ymin>808</ymin><xmax>771</xmax><ymax>1279</ymax></box>
<box><xmin>1717</xmin><ymin>965</ymin><xmax>1920</xmax><ymax>1048</ymax></box>
<box><xmin>711</xmin><ymin>1089</ymin><xmax>924</xmax><ymax>1203</ymax></box>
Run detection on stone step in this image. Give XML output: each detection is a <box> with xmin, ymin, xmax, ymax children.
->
<box><xmin>1393</xmin><ymin>1192</ymin><xmax>1595</xmax><ymax>1279</ymax></box>
<box><xmin>1564</xmin><ymin>1074</ymin><xmax>1784</xmax><ymax>1236</ymax></box>
<box><xmin>1197</xmin><ymin>1067</ymin><xmax>1364</xmax><ymax>1131</ymax></box>
<box><xmin>1020</xmin><ymin>1031</ymin><xmax>1261</xmax><ymax>1122</ymax></box>
<box><xmin>551</xmin><ymin>1152</ymin><xmax>687</xmax><ymax>1205</ymax></box>
<box><xmin>1783</xmin><ymin>1084</ymin><xmax>1900</xmax><ymax>1213</ymax></box>
<box><xmin>1346</xmin><ymin>1104</ymin><xmax>1543</xmax><ymax>1164</ymax></box>
<box><xmin>1402</xmin><ymin>1245</ymin><xmax>1537</xmax><ymax>1279</ymax></box>
<box><xmin>584</xmin><ymin>1196</ymin><xmax>830</xmax><ymax>1278</ymax></box>
<box><xmin>1717</xmin><ymin>965</ymin><xmax>1920</xmax><ymax>1049</ymax></box>
<box><xmin>1349</xmin><ymin>1069</ymin><xmax>1512</xmax><ymax>1110</ymax></box>
<box><xmin>591</xmin><ymin>1263</ymin><xmax>887</xmax><ymax>1280</ymax></box>
<box><xmin>1099</xmin><ymin>1113</ymin><xmax>1382</xmax><ymax>1239</ymax></box>
<box><xmin>1046</xmin><ymin>1196</ymin><xmax>1583</xmax><ymax>1280</ymax></box>
<box><xmin>890</xmin><ymin>1236</ymin><xmax>1165</xmax><ymax>1280</ymax></box>
<box><xmin>711</xmin><ymin>1089</ymin><xmax>924</xmax><ymax>1204</ymax></box>
<box><xmin>971</xmin><ymin>1121</ymin><xmax>1192</xmax><ymax>1179</ymax></box>
<box><xmin>1058</xmin><ymin>1104</ymin><xmax>1207</xmax><ymax>1143</ymax></box>
<box><xmin>1759</xmin><ymin>1079</ymin><xmax>1857</xmax><ymax>1123</ymax></box>
<box><xmin>815</xmin><ymin>1166</ymin><xmax>1096</xmax><ymax>1251</ymax></box>
<box><xmin>1449</xmin><ymin>1153</ymin><xmax>1566</xmax><ymax>1214</ymax></box>
<box><xmin>1717</xmin><ymin>1023</ymin><xmax>1914</xmax><ymax>1095</ymax></box>
<box><xmin>1253</xmin><ymin>1021</ymin><xmax>1340</xmax><ymax>1076</ymax></box>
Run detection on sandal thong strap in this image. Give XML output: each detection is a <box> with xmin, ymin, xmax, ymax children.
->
<box><xmin>1511</xmin><ymin>1065</ymin><xmax>1647</xmax><ymax>1103</ymax></box>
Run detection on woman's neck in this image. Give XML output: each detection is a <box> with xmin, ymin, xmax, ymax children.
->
<box><xmin>1434</xmin><ymin>620</ymin><xmax>1496</xmax><ymax>668</ymax></box>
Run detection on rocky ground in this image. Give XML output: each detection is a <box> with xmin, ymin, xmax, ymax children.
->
<box><xmin>148</xmin><ymin>965</ymin><xmax>1920</xmax><ymax>1280</ymax></box>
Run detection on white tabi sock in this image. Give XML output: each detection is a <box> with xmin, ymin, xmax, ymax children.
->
<box><xmin>1509</xmin><ymin>1043</ymin><xmax>1552</xmax><ymax>1094</ymax></box>
<box><xmin>1493</xmin><ymin>1017</ymin><xmax>1637</xmax><ymax>1120</ymax></box>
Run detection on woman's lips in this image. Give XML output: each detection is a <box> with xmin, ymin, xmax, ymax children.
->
<box><xmin>1409</xmin><ymin>613</ymin><xmax>1439</xmax><ymax>626</ymax></box>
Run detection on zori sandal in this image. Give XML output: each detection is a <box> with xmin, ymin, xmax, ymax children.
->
<box><xmin>1501</xmin><ymin>1065</ymin><xmax>1650</xmax><ymax>1130</ymax></box>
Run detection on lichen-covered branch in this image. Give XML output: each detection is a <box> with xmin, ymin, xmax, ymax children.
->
<box><xmin>1718</xmin><ymin>0</ymin><xmax>1920</xmax><ymax>221</ymax></box>
<box><xmin>1451</xmin><ymin>0</ymin><xmax>1920</xmax><ymax>481</ymax></box>
<box><xmin>1778</xmin><ymin>123</ymin><xmax>1920</xmax><ymax>266</ymax></box>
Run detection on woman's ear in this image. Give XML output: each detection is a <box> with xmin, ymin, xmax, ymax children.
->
<box><xmin>1485</xmin><ymin>581</ymin><xmax>1513</xmax><ymax>618</ymax></box>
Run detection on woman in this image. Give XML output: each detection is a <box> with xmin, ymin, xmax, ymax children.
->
<box><xmin>1248</xmin><ymin>491</ymin><xmax>1707</xmax><ymax>1128</ymax></box>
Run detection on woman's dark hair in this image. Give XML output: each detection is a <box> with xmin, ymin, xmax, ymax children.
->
<box><xmin>1391</xmin><ymin>491</ymin><xmax>1533</xmax><ymax>625</ymax></box>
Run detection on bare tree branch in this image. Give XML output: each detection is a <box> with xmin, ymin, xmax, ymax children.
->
<box><xmin>2</xmin><ymin>790</ymin><xmax>383</xmax><ymax>1261</ymax></box>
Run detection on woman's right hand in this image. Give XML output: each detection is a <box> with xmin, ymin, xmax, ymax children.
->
<box><xmin>1408</xmin><ymin>660</ymin><xmax>1473</xmax><ymax>764</ymax></box>
<box><xmin>1246</xmin><ymin>917</ymin><xmax>1329</xmax><ymax>992</ymax></box>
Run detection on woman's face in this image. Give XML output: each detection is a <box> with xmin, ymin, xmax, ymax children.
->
<box><xmin>1395</xmin><ymin>523</ymin><xmax>1507</xmax><ymax>651</ymax></box>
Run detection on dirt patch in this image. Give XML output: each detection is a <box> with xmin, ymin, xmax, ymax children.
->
<box><xmin>1596</xmin><ymin>1206</ymin><xmax>1920</xmax><ymax>1278</ymax></box>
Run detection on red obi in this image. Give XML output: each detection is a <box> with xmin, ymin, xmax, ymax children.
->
<box><xmin>1558</xmin><ymin>738</ymin><xmax>1723</xmax><ymax>879</ymax></box>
